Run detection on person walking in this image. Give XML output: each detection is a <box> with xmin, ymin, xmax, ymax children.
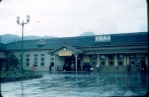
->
<box><xmin>96</xmin><ymin>63</ymin><xmax>99</xmax><ymax>72</ymax></box>
<box><xmin>71</xmin><ymin>63</ymin><xmax>74</xmax><ymax>71</ymax></box>
<box><xmin>32</xmin><ymin>65</ymin><xmax>34</xmax><ymax>71</ymax></box>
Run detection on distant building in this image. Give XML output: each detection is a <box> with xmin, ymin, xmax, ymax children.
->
<box><xmin>0</xmin><ymin>32</ymin><xmax>148</xmax><ymax>72</ymax></box>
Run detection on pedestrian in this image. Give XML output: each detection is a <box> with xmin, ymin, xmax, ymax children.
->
<box><xmin>32</xmin><ymin>65</ymin><xmax>34</xmax><ymax>71</ymax></box>
<box><xmin>96</xmin><ymin>63</ymin><xmax>99</xmax><ymax>72</ymax></box>
<box><xmin>141</xmin><ymin>61</ymin><xmax>146</xmax><ymax>72</ymax></box>
<box><xmin>55</xmin><ymin>65</ymin><xmax>58</xmax><ymax>71</ymax></box>
<box><xmin>71</xmin><ymin>62</ymin><xmax>74</xmax><ymax>71</ymax></box>
<box><xmin>127</xmin><ymin>64</ymin><xmax>130</xmax><ymax>72</ymax></box>
<box><xmin>49</xmin><ymin>65</ymin><xmax>51</xmax><ymax>71</ymax></box>
<box><xmin>90</xmin><ymin>66</ymin><xmax>93</xmax><ymax>72</ymax></box>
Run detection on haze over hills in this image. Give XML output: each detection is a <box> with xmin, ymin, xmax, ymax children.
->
<box><xmin>0</xmin><ymin>32</ymin><xmax>96</xmax><ymax>44</ymax></box>
<box><xmin>79</xmin><ymin>32</ymin><xmax>95</xmax><ymax>36</ymax></box>
<box><xmin>0</xmin><ymin>34</ymin><xmax>57</xmax><ymax>44</ymax></box>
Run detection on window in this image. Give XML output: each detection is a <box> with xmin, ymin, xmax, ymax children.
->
<box><xmin>41</xmin><ymin>54</ymin><xmax>45</xmax><ymax>66</ymax></box>
<box><xmin>92</xmin><ymin>55</ymin><xmax>97</xmax><ymax>60</ymax></box>
<box><xmin>51</xmin><ymin>57</ymin><xmax>54</xmax><ymax>62</ymax></box>
<box><xmin>34</xmin><ymin>54</ymin><xmax>38</xmax><ymax>57</ymax></box>
<box><xmin>117</xmin><ymin>54</ymin><xmax>123</xmax><ymax>59</ymax></box>
<box><xmin>108</xmin><ymin>54</ymin><xmax>114</xmax><ymax>60</ymax></box>
<box><xmin>34</xmin><ymin>62</ymin><xmax>38</xmax><ymax>65</ymax></box>
<box><xmin>26</xmin><ymin>55</ymin><xmax>30</xmax><ymax>66</ymax></box>
<box><xmin>26</xmin><ymin>58</ymin><xmax>29</xmax><ymax>61</ymax></box>
<box><xmin>41</xmin><ymin>54</ymin><xmax>44</xmax><ymax>56</ymax></box>
<box><xmin>108</xmin><ymin>54</ymin><xmax>114</xmax><ymax>66</ymax></box>
<box><xmin>100</xmin><ymin>55</ymin><xmax>106</xmax><ymax>65</ymax></box>
<box><xmin>129</xmin><ymin>54</ymin><xmax>136</xmax><ymax>65</ymax></box>
<box><xmin>34</xmin><ymin>55</ymin><xmax>38</xmax><ymax>66</ymax></box>
<box><xmin>91</xmin><ymin>55</ymin><xmax>97</xmax><ymax>65</ymax></box>
<box><xmin>109</xmin><ymin>61</ymin><xmax>114</xmax><ymax>65</ymax></box>
<box><xmin>26</xmin><ymin>55</ymin><xmax>30</xmax><ymax>57</ymax></box>
<box><xmin>41</xmin><ymin>62</ymin><xmax>44</xmax><ymax>66</ymax></box>
<box><xmin>34</xmin><ymin>58</ymin><xmax>38</xmax><ymax>61</ymax></box>
<box><xmin>100</xmin><ymin>55</ymin><xmax>106</xmax><ymax>60</ymax></box>
<box><xmin>118</xmin><ymin>61</ymin><xmax>123</xmax><ymax>65</ymax></box>
<box><xmin>129</xmin><ymin>54</ymin><xmax>135</xmax><ymax>59</ymax></box>
<box><xmin>41</xmin><ymin>58</ymin><xmax>44</xmax><ymax>61</ymax></box>
<box><xmin>101</xmin><ymin>61</ymin><xmax>105</xmax><ymax>65</ymax></box>
<box><xmin>26</xmin><ymin>63</ymin><xmax>29</xmax><ymax>66</ymax></box>
<box><xmin>117</xmin><ymin>54</ymin><xmax>124</xmax><ymax>65</ymax></box>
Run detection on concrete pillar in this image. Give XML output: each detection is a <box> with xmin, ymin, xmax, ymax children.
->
<box><xmin>126</xmin><ymin>54</ymin><xmax>129</xmax><ymax>65</ymax></box>
<box><xmin>114</xmin><ymin>54</ymin><xmax>118</xmax><ymax>66</ymax></box>
<box><xmin>81</xmin><ymin>58</ymin><xmax>83</xmax><ymax>71</ymax></box>
<box><xmin>146</xmin><ymin>54</ymin><xmax>148</xmax><ymax>66</ymax></box>
<box><xmin>106</xmin><ymin>54</ymin><xmax>108</xmax><ymax>66</ymax></box>
<box><xmin>75</xmin><ymin>55</ymin><xmax>78</xmax><ymax>71</ymax></box>
<box><xmin>54</xmin><ymin>54</ymin><xmax>56</xmax><ymax>71</ymax></box>
<box><xmin>97</xmin><ymin>54</ymin><xmax>100</xmax><ymax>66</ymax></box>
<box><xmin>123</xmin><ymin>54</ymin><xmax>126</xmax><ymax>66</ymax></box>
<box><xmin>74</xmin><ymin>53</ymin><xmax>79</xmax><ymax>71</ymax></box>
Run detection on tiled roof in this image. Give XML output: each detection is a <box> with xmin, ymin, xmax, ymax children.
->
<box><xmin>49</xmin><ymin>45</ymin><xmax>83</xmax><ymax>54</ymax></box>
<box><xmin>110</xmin><ymin>32</ymin><xmax>148</xmax><ymax>45</ymax></box>
<box><xmin>0</xmin><ymin>43</ymin><xmax>7</xmax><ymax>51</ymax></box>
<box><xmin>6</xmin><ymin>32</ymin><xmax>148</xmax><ymax>50</ymax></box>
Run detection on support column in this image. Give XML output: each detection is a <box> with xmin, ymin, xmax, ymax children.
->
<box><xmin>123</xmin><ymin>54</ymin><xmax>126</xmax><ymax>66</ymax></box>
<box><xmin>146</xmin><ymin>54</ymin><xmax>148</xmax><ymax>66</ymax></box>
<box><xmin>114</xmin><ymin>54</ymin><xmax>118</xmax><ymax>66</ymax></box>
<box><xmin>126</xmin><ymin>54</ymin><xmax>129</xmax><ymax>65</ymax></box>
<box><xmin>97</xmin><ymin>54</ymin><xmax>100</xmax><ymax>66</ymax></box>
<box><xmin>75</xmin><ymin>55</ymin><xmax>78</xmax><ymax>71</ymax></box>
<box><xmin>54</xmin><ymin>54</ymin><xmax>56</xmax><ymax>71</ymax></box>
<box><xmin>73</xmin><ymin>53</ymin><xmax>80</xmax><ymax>71</ymax></box>
<box><xmin>106</xmin><ymin>55</ymin><xmax>108</xmax><ymax>66</ymax></box>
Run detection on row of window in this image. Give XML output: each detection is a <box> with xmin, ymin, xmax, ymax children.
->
<box><xmin>22</xmin><ymin>53</ymin><xmax>138</xmax><ymax>66</ymax></box>
<box><xmin>19</xmin><ymin>54</ymin><xmax>46</xmax><ymax>66</ymax></box>
<box><xmin>24</xmin><ymin>54</ymin><xmax>54</xmax><ymax>66</ymax></box>
<box><xmin>90</xmin><ymin>54</ymin><xmax>136</xmax><ymax>66</ymax></box>
<box><xmin>99</xmin><ymin>54</ymin><xmax>136</xmax><ymax>65</ymax></box>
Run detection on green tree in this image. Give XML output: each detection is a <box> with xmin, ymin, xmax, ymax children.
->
<box><xmin>7</xmin><ymin>52</ymin><xmax>19</xmax><ymax>70</ymax></box>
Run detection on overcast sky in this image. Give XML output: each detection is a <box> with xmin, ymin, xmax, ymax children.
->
<box><xmin>0</xmin><ymin>0</ymin><xmax>147</xmax><ymax>37</ymax></box>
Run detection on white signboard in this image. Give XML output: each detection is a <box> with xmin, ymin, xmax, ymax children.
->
<box><xmin>95</xmin><ymin>35</ymin><xmax>111</xmax><ymax>42</ymax></box>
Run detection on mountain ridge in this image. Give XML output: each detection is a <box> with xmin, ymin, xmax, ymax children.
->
<box><xmin>0</xmin><ymin>32</ymin><xmax>95</xmax><ymax>44</ymax></box>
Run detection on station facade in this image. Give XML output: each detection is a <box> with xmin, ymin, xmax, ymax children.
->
<box><xmin>0</xmin><ymin>32</ymin><xmax>148</xmax><ymax>72</ymax></box>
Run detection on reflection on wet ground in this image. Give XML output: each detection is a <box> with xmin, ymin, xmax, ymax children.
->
<box><xmin>1</xmin><ymin>71</ymin><xmax>148</xmax><ymax>97</ymax></box>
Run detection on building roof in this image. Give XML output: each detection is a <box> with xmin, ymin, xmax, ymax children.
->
<box><xmin>0</xmin><ymin>43</ymin><xmax>7</xmax><ymax>51</ymax></box>
<box><xmin>6</xmin><ymin>32</ymin><xmax>148</xmax><ymax>51</ymax></box>
<box><xmin>49</xmin><ymin>45</ymin><xmax>83</xmax><ymax>54</ymax></box>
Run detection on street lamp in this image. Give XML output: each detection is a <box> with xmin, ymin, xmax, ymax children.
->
<box><xmin>16</xmin><ymin>15</ymin><xmax>30</xmax><ymax>73</ymax></box>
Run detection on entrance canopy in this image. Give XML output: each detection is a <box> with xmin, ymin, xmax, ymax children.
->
<box><xmin>48</xmin><ymin>45</ymin><xmax>83</xmax><ymax>71</ymax></box>
<box><xmin>48</xmin><ymin>45</ymin><xmax>83</xmax><ymax>56</ymax></box>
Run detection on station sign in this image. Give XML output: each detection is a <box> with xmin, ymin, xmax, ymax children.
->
<box><xmin>59</xmin><ymin>51</ymin><xmax>72</xmax><ymax>56</ymax></box>
<box><xmin>95</xmin><ymin>35</ymin><xmax>111</xmax><ymax>42</ymax></box>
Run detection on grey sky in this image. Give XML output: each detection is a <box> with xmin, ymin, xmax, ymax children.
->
<box><xmin>0</xmin><ymin>0</ymin><xmax>147</xmax><ymax>37</ymax></box>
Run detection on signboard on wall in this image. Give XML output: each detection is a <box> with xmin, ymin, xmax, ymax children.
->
<box><xmin>95</xmin><ymin>35</ymin><xmax>111</xmax><ymax>42</ymax></box>
<box><xmin>59</xmin><ymin>51</ymin><xmax>72</xmax><ymax>56</ymax></box>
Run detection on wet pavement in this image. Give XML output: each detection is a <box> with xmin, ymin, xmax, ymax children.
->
<box><xmin>1</xmin><ymin>71</ymin><xmax>148</xmax><ymax>97</ymax></box>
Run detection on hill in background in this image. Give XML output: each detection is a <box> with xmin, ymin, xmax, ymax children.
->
<box><xmin>0</xmin><ymin>32</ymin><xmax>96</xmax><ymax>44</ymax></box>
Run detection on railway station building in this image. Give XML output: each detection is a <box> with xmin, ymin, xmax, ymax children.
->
<box><xmin>0</xmin><ymin>32</ymin><xmax>148</xmax><ymax>72</ymax></box>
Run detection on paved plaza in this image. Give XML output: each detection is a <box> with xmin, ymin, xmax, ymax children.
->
<box><xmin>1</xmin><ymin>71</ymin><xmax>148</xmax><ymax>97</ymax></box>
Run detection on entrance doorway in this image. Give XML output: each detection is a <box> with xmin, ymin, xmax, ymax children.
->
<box><xmin>63</xmin><ymin>57</ymin><xmax>81</xmax><ymax>71</ymax></box>
<box><xmin>136</xmin><ymin>57</ymin><xmax>145</xmax><ymax>71</ymax></box>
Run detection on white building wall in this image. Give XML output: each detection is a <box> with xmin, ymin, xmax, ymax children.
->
<box><xmin>55</xmin><ymin>56</ymin><xmax>64</xmax><ymax>71</ymax></box>
<box><xmin>13</xmin><ymin>50</ymin><xmax>51</xmax><ymax>71</ymax></box>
